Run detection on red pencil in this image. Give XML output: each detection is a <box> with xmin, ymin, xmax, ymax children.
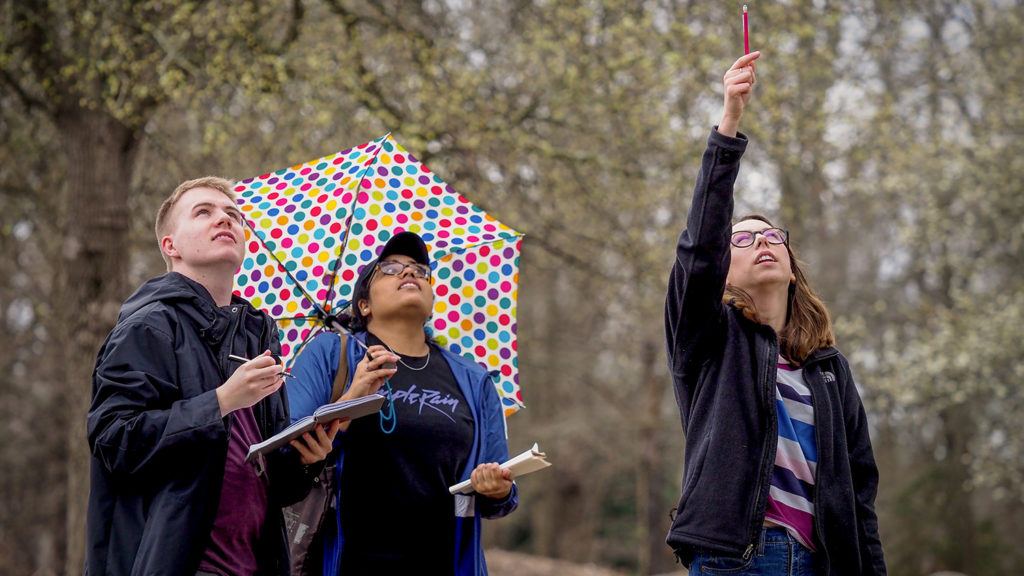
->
<box><xmin>743</xmin><ymin>5</ymin><xmax>750</xmax><ymax>55</ymax></box>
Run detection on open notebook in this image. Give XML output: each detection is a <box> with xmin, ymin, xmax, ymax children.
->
<box><xmin>246</xmin><ymin>394</ymin><xmax>386</xmax><ymax>462</ymax></box>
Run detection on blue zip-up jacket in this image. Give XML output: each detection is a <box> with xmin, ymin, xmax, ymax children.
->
<box><xmin>85</xmin><ymin>272</ymin><xmax>319</xmax><ymax>575</ymax></box>
<box><xmin>287</xmin><ymin>331</ymin><xmax>518</xmax><ymax>576</ymax></box>
<box><xmin>664</xmin><ymin>129</ymin><xmax>886</xmax><ymax>575</ymax></box>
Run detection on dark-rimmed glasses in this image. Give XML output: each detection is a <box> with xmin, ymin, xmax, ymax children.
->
<box><xmin>377</xmin><ymin>260</ymin><xmax>431</xmax><ymax>280</ymax></box>
<box><xmin>730</xmin><ymin>228</ymin><xmax>788</xmax><ymax>248</ymax></box>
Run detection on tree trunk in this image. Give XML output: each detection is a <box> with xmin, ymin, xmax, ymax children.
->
<box><xmin>56</xmin><ymin>106</ymin><xmax>137</xmax><ymax>575</ymax></box>
<box><xmin>637</xmin><ymin>338</ymin><xmax>669</xmax><ymax>574</ymax></box>
<box><xmin>940</xmin><ymin>405</ymin><xmax>976</xmax><ymax>572</ymax></box>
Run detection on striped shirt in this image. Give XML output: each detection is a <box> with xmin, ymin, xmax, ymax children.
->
<box><xmin>764</xmin><ymin>356</ymin><xmax>817</xmax><ymax>550</ymax></box>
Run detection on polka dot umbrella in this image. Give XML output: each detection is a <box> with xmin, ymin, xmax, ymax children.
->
<box><xmin>232</xmin><ymin>134</ymin><xmax>525</xmax><ymax>416</ymax></box>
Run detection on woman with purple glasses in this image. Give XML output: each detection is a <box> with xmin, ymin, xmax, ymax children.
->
<box><xmin>664</xmin><ymin>51</ymin><xmax>887</xmax><ymax>576</ymax></box>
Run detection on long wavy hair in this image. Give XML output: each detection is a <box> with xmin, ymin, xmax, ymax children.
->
<box><xmin>724</xmin><ymin>214</ymin><xmax>835</xmax><ymax>364</ymax></box>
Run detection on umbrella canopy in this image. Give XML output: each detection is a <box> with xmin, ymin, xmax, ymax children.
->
<box><xmin>233</xmin><ymin>135</ymin><xmax>525</xmax><ymax>416</ymax></box>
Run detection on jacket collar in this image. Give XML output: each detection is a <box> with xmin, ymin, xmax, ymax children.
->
<box><xmin>803</xmin><ymin>345</ymin><xmax>839</xmax><ymax>366</ymax></box>
<box><xmin>122</xmin><ymin>272</ymin><xmax>263</xmax><ymax>348</ymax></box>
<box><xmin>730</xmin><ymin>307</ymin><xmax>840</xmax><ymax>367</ymax></box>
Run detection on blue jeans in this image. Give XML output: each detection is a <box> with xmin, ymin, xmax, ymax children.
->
<box><xmin>688</xmin><ymin>528</ymin><xmax>819</xmax><ymax>575</ymax></box>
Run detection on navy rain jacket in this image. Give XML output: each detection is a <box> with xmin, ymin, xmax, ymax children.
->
<box><xmin>664</xmin><ymin>129</ymin><xmax>887</xmax><ymax>575</ymax></box>
<box><xmin>85</xmin><ymin>272</ymin><xmax>319</xmax><ymax>575</ymax></box>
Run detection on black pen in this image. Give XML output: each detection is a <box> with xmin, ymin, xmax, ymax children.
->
<box><xmin>228</xmin><ymin>354</ymin><xmax>296</xmax><ymax>378</ymax></box>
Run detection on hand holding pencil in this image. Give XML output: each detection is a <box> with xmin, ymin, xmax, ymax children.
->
<box><xmin>719</xmin><ymin>51</ymin><xmax>760</xmax><ymax>138</ymax></box>
<box><xmin>715</xmin><ymin>4</ymin><xmax>759</xmax><ymax>137</ymax></box>
<box><xmin>229</xmin><ymin>354</ymin><xmax>295</xmax><ymax>378</ymax></box>
<box><xmin>216</xmin><ymin>350</ymin><xmax>289</xmax><ymax>416</ymax></box>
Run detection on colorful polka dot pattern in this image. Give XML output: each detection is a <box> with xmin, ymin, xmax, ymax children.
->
<box><xmin>232</xmin><ymin>134</ymin><xmax>525</xmax><ymax>414</ymax></box>
<box><xmin>428</xmin><ymin>238</ymin><xmax>522</xmax><ymax>416</ymax></box>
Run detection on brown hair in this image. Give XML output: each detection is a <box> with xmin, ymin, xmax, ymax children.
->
<box><xmin>154</xmin><ymin>176</ymin><xmax>236</xmax><ymax>270</ymax></box>
<box><xmin>725</xmin><ymin>214</ymin><xmax>835</xmax><ymax>364</ymax></box>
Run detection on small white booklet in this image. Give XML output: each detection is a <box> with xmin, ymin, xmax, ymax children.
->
<box><xmin>245</xmin><ymin>394</ymin><xmax>386</xmax><ymax>462</ymax></box>
<box><xmin>448</xmin><ymin>442</ymin><xmax>552</xmax><ymax>495</ymax></box>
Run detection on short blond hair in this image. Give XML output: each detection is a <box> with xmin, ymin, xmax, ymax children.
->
<box><xmin>155</xmin><ymin>176</ymin><xmax>237</xmax><ymax>270</ymax></box>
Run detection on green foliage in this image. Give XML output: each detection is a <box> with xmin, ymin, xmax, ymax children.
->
<box><xmin>3</xmin><ymin>0</ymin><xmax>1024</xmax><ymax>574</ymax></box>
<box><xmin>2</xmin><ymin>1</ymin><xmax>294</xmax><ymax>127</ymax></box>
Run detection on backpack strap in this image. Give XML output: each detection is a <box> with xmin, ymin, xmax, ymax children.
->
<box><xmin>330</xmin><ymin>334</ymin><xmax>350</xmax><ymax>403</ymax></box>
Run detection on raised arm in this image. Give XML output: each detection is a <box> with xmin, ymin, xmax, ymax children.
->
<box><xmin>665</xmin><ymin>52</ymin><xmax>760</xmax><ymax>383</ymax></box>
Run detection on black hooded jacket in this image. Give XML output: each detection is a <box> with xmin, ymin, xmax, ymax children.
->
<box><xmin>85</xmin><ymin>272</ymin><xmax>317</xmax><ymax>575</ymax></box>
<box><xmin>664</xmin><ymin>129</ymin><xmax>886</xmax><ymax>575</ymax></box>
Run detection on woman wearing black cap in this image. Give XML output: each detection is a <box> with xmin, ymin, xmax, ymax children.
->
<box><xmin>286</xmin><ymin>231</ymin><xmax>517</xmax><ymax>576</ymax></box>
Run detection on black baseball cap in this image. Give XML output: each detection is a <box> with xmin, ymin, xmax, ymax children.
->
<box><xmin>377</xmin><ymin>230</ymin><xmax>429</xmax><ymax>266</ymax></box>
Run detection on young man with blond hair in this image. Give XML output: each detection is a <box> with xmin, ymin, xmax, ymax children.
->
<box><xmin>86</xmin><ymin>177</ymin><xmax>340</xmax><ymax>575</ymax></box>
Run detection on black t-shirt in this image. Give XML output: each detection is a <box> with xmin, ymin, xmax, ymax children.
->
<box><xmin>340</xmin><ymin>333</ymin><xmax>475</xmax><ymax>574</ymax></box>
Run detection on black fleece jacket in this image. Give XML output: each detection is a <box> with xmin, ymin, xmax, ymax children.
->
<box><xmin>664</xmin><ymin>129</ymin><xmax>886</xmax><ymax>575</ymax></box>
<box><xmin>85</xmin><ymin>272</ymin><xmax>318</xmax><ymax>575</ymax></box>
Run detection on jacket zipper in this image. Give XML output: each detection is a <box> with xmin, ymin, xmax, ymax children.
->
<box><xmin>224</xmin><ymin>305</ymin><xmax>242</xmax><ymax>370</ymax></box>
<box><xmin>804</xmin><ymin>356</ymin><xmax>833</xmax><ymax>570</ymax></box>
<box><xmin>746</xmin><ymin>332</ymin><xmax>779</xmax><ymax>559</ymax></box>
<box><xmin>223</xmin><ymin>305</ymin><xmax>246</xmax><ymax>431</ymax></box>
<box><xmin>257</xmin><ymin>312</ymin><xmax>274</xmax><ymax>433</ymax></box>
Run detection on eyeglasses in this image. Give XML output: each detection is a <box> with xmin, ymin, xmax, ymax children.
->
<box><xmin>730</xmin><ymin>227</ymin><xmax>788</xmax><ymax>248</ymax></box>
<box><xmin>377</xmin><ymin>260</ymin><xmax>431</xmax><ymax>280</ymax></box>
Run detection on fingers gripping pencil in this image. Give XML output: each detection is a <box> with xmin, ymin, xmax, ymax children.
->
<box><xmin>228</xmin><ymin>354</ymin><xmax>296</xmax><ymax>378</ymax></box>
